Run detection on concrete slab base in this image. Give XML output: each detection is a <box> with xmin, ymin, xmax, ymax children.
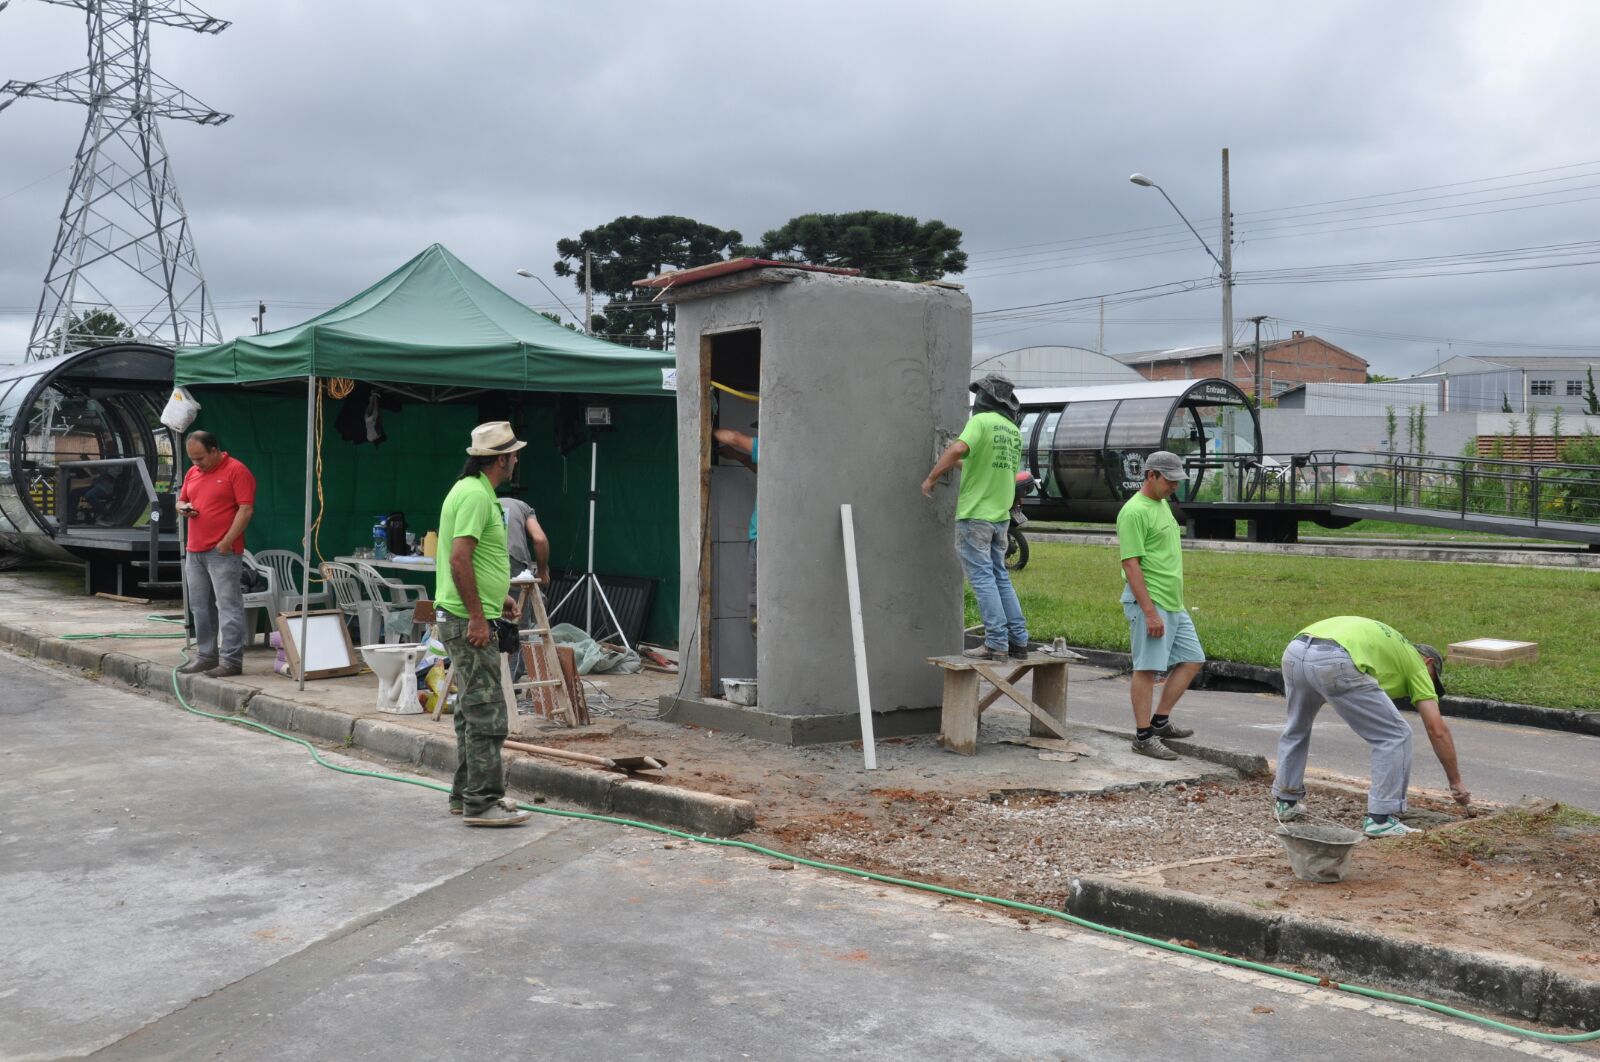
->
<box><xmin>658</xmin><ymin>693</ymin><xmax>941</xmax><ymax>745</ymax></box>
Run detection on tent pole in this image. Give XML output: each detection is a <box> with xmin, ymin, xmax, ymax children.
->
<box><xmin>298</xmin><ymin>375</ymin><xmax>316</xmax><ymax>691</ymax></box>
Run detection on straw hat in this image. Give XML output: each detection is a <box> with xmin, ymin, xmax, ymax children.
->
<box><xmin>466</xmin><ymin>421</ymin><xmax>527</xmax><ymax>456</ymax></box>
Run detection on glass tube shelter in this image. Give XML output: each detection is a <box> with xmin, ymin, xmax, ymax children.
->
<box><xmin>1014</xmin><ymin>378</ymin><xmax>1261</xmax><ymax>521</ymax></box>
<box><xmin>0</xmin><ymin>343</ymin><xmax>178</xmax><ymax>565</ymax></box>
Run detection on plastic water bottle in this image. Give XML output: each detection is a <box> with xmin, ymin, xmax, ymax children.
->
<box><xmin>373</xmin><ymin>517</ymin><xmax>388</xmax><ymax>560</ymax></box>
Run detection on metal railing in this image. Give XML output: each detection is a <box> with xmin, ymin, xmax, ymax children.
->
<box><xmin>1186</xmin><ymin>449</ymin><xmax>1600</xmax><ymax>534</ymax></box>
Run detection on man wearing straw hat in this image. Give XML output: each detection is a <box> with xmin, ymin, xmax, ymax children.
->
<box><xmin>1273</xmin><ymin>616</ymin><xmax>1470</xmax><ymax>837</ymax></box>
<box><xmin>435</xmin><ymin>421</ymin><xmax>532</xmax><ymax>828</ymax></box>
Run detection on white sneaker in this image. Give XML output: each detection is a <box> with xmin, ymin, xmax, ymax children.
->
<box><xmin>1362</xmin><ymin>815</ymin><xmax>1419</xmax><ymax>838</ymax></box>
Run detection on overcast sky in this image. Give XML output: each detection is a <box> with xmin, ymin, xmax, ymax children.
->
<box><xmin>4</xmin><ymin>1</ymin><xmax>1600</xmax><ymax>375</ymax></box>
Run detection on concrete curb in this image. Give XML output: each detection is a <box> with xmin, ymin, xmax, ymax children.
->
<box><xmin>1063</xmin><ymin>644</ymin><xmax>1600</xmax><ymax>736</ymax></box>
<box><xmin>1067</xmin><ymin>874</ymin><xmax>1600</xmax><ymax>1031</ymax></box>
<box><xmin>1</xmin><ymin>623</ymin><xmax>756</xmax><ymax>838</ymax></box>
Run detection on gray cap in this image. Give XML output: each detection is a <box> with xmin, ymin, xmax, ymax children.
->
<box><xmin>1142</xmin><ymin>451</ymin><xmax>1190</xmax><ymax>482</ymax></box>
<box><xmin>1414</xmin><ymin>643</ymin><xmax>1445</xmax><ymax>698</ymax></box>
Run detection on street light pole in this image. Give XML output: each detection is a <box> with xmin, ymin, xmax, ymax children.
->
<box><xmin>1131</xmin><ymin>151</ymin><xmax>1238</xmax><ymax>499</ymax></box>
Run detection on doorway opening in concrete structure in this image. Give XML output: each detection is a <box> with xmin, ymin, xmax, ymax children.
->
<box><xmin>701</xmin><ymin>328</ymin><xmax>761</xmax><ymax>698</ymax></box>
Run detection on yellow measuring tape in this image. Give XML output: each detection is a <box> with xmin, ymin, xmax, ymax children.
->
<box><xmin>710</xmin><ymin>380</ymin><xmax>758</xmax><ymax>402</ymax></box>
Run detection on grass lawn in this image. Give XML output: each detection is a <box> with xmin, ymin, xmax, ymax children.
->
<box><xmin>966</xmin><ymin>541</ymin><xmax>1600</xmax><ymax>711</ymax></box>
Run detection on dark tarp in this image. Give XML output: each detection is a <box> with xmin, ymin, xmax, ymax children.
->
<box><xmin>173</xmin><ymin>245</ymin><xmax>679</xmax><ymax>644</ymax></box>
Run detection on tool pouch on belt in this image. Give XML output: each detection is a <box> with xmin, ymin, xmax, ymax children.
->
<box><xmin>493</xmin><ymin>618</ymin><xmax>521</xmax><ymax>655</ymax></box>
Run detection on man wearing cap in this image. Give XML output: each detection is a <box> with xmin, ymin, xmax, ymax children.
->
<box><xmin>1273</xmin><ymin>617</ymin><xmax>1469</xmax><ymax>837</ymax></box>
<box><xmin>434</xmin><ymin>421</ymin><xmax>531</xmax><ymax>828</ymax></box>
<box><xmin>1116</xmin><ymin>451</ymin><xmax>1203</xmax><ymax>759</ymax></box>
<box><xmin>922</xmin><ymin>374</ymin><xmax>1028</xmax><ymax>661</ymax></box>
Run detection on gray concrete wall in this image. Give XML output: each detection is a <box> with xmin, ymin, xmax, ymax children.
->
<box><xmin>673</xmin><ymin>271</ymin><xmax>970</xmax><ymax>717</ymax></box>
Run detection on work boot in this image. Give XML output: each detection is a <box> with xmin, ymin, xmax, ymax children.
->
<box><xmin>1151</xmin><ymin>719</ymin><xmax>1194</xmax><ymax>740</ymax></box>
<box><xmin>962</xmin><ymin>645</ymin><xmax>1005</xmax><ymax>661</ymax></box>
<box><xmin>204</xmin><ymin>663</ymin><xmax>243</xmax><ymax>678</ymax></box>
<box><xmin>1008</xmin><ymin>642</ymin><xmax>1030</xmax><ymax>660</ymax></box>
<box><xmin>1130</xmin><ymin>734</ymin><xmax>1179</xmax><ymax>761</ymax></box>
<box><xmin>463</xmin><ymin>803</ymin><xmax>532</xmax><ymax>828</ymax></box>
<box><xmin>448</xmin><ymin>801</ymin><xmax>463</xmax><ymax>816</ymax></box>
<box><xmin>177</xmin><ymin>657</ymin><xmax>217</xmax><ymax>675</ymax></box>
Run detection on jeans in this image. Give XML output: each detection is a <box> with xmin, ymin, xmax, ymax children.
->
<box><xmin>1274</xmin><ymin>637</ymin><xmax>1414</xmax><ymax>815</ymax></box>
<box><xmin>185</xmin><ymin>550</ymin><xmax>245</xmax><ymax>667</ymax></box>
<box><xmin>955</xmin><ymin>519</ymin><xmax>1027</xmax><ymax>651</ymax></box>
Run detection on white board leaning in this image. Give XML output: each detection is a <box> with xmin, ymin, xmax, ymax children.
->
<box><xmin>274</xmin><ymin>610</ymin><xmax>361</xmax><ymax>680</ymax></box>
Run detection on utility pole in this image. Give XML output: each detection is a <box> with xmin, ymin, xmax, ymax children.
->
<box><xmin>583</xmin><ymin>250</ymin><xmax>593</xmax><ymax>336</ymax></box>
<box><xmin>1220</xmin><ymin>148</ymin><xmax>1236</xmax><ymax>500</ymax></box>
<box><xmin>1247</xmin><ymin>314</ymin><xmax>1267</xmax><ymax>402</ymax></box>
<box><xmin>1220</xmin><ymin>148</ymin><xmax>1233</xmax><ymax>392</ymax></box>
<box><xmin>252</xmin><ymin>301</ymin><xmax>266</xmax><ymax>336</ymax></box>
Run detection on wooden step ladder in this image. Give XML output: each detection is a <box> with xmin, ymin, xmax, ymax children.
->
<box><xmin>505</xmin><ymin>577</ymin><xmax>582</xmax><ymax>731</ymax></box>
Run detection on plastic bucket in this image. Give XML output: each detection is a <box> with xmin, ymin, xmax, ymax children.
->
<box><xmin>1274</xmin><ymin>822</ymin><xmax>1363</xmax><ymax>883</ymax></box>
<box><xmin>721</xmin><ymin>678</ymin><xmax>758</xmax><ymax>706</ymax></box>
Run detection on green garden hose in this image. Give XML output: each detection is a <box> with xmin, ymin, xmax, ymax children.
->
<box><xmin>127</xmin><ymin>654</ymin><xmax>1592</xmax><ymax>1045</ymax></box>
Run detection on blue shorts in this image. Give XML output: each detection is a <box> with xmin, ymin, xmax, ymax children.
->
<box><xmin>1121</xmin><ymin>594</ymin><xmax>1205</xmax><ymax>673</ymax></box>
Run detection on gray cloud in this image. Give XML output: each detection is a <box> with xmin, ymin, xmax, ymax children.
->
<box><xmin>4</xmin><ymin>0</ymin><xmax>1600</xmax><ymax>372</ymax></box>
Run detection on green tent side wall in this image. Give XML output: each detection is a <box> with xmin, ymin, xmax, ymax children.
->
<box><xmin>190</xmin><ymin>388</ymin><xmax>679</xmax><ymax>646</ymax></box>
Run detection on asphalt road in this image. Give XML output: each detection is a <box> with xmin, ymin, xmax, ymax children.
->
<box><xmin>1058</xmin><ymin>667</ymin><xmax>1600</xmax><ymax>813</ymax></box>
<box><xmin>3</xmin><ymin>652</ymin><xmax>1590</xmax><ymax>1061</ymax></box>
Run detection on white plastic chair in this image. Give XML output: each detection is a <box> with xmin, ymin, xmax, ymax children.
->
<box><xmin>240</xmin><ymin>551</ymin><xmax>276</xmax><ymax>645</ymax></box>
<box><xmin>253</xmin><ymin>549</ymin><xmax>331</xmax><ymax>616</ymax></box>
<box><xmin>353</xmin><ymin>562</ymin><xmax>429</xmax><ymax>643</ymax></box>
<box><xmin>321</xmin><ymin>561</ymin><xmax>384</xmax><ymax>645</ymax></box>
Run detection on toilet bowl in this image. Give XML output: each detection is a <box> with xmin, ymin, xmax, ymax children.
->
<box><xmin>359</xmin><ymin>643</ymin><xmax>425</xmax><ymax>714</ymax></box>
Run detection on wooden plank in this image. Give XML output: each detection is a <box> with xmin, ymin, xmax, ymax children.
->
<box><xmin>557</xmin><ymin>645</ymin><xmax>589</xmax><ymax>726</ymax></box>
<box><xmin>937</xmin><ymin>668</ymin><xmax>981</xmax><ymax>756</ymax></box>
<box><xmin>1030</xmin><ymin>661</ymin><xmax>1068</xmax><ymax>739</ymax></box>
<box><xmin>971</xmin><ymin>662</ymin><xmax>1070</xmax><ymax>742</ymax></box>
<box><xmin>977</xmin><ymin>666</ymin><xmax>1029</xmax><ymax>714</ymax></box>
<box><xmin>697</xmin><ymin>334</ymin><xmax>714</xmax><ymax>697</ymax></box>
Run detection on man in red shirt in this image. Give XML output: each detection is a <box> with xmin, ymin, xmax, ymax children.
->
<box><xmin>177</xmin><ymin>431</ymin><xmax>256</xmax><ymax>677</ymax></box>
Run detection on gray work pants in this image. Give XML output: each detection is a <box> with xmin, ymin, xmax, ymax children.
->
<box><xmin>186</xmin><ymin>550</ymin><xmax>246</xmax><ymax>667</ymax></box>
<box><xmin>1273</xmin><ymin>637</ymin><xmax>1413</xmax><ymax>815</ymax></box>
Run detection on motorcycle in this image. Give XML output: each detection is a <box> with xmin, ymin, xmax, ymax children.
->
<box><xmin>1004</xmin><ymin>470</ymin><xmax>1036</xmax><ymax>571</ymax></box>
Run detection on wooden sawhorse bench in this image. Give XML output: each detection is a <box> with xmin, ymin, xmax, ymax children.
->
<box><xmin>929</xmin><ymin>653</ymin><xmax>1070</xmax><ymax>756</ymax></box>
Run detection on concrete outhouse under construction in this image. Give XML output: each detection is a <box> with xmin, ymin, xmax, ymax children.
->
<box><xmin>646</xmin><ymin>261</ymin><xmax>971</xmax><ymax>743</ymax></box>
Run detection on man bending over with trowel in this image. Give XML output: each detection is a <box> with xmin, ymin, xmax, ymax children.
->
<box><xmin>1273</xmin><ymin>617</ymin><xmax>1470</xmax><ymax>837</ymax></box>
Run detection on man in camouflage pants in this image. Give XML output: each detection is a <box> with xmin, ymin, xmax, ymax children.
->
<box><xmin>434</xmin><ymin>421</ymin><xmax>532</xmax><ymax>827</ymax></box>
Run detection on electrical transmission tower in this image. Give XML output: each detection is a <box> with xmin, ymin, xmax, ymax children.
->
<box><xmin>0</xmin><ymin>0</ymin><xmax>231</xmax><ymax>362</ymax></box>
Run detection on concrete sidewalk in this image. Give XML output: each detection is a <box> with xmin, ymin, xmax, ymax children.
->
<box><xmin>0</xmin><ymin>564</ymin><xmax>1243</xmax><ymax>838</ymax></box>
<box><xmin>7</xmin><ymin>654</ymin><xmax>1565</xmax><ymax>1062</ymax></box>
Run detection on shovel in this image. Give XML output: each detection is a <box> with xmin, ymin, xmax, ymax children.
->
<box><xmin>502</xmin><ymin>738</ymin><xmax>666</xmax><ymax>773</ymax></box>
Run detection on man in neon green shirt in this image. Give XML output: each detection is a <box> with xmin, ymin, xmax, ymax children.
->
<box><xmin>1116</xmin><ymin>451</ymin><xmax>1204</xmax><ymax>760</ymax></box>
<box><xmin>922</xmin><ymin>375</ymin><xmax>1028</xmax><ymax>660</ymax></box>
<box><xmin>435</xmin><ymin>421</ymin><xmax>530</xmax><ymax>828</ymax></box>
<box><xmin>1274</xmin><ymin>616</ymin><xmax>1470</xmax><ymax>837</ymax></box>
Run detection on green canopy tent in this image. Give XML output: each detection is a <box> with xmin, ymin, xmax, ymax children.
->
<box><xmin>175</xmin><ymin>244</ymin><xmax>678</xmax><ymax>686</ymax></box>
